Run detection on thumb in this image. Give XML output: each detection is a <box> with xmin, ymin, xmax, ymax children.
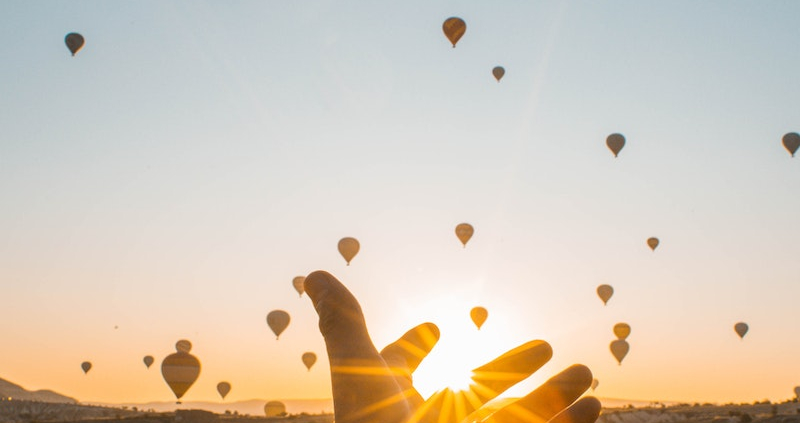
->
<box><xmin>304</xmin><ymin>271</ymin><xmax>409</xmax><ymax>423</ymax></box>
<box><xmin>304</xmin><ymin>270</ymin><xmax>378</xmax><ymax>359</ymax></box>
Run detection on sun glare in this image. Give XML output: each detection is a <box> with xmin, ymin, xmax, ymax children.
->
<box><xmin>411</xmin><ymin>303</ymin><xmax>499</xmax><ymax>398</ymax></box>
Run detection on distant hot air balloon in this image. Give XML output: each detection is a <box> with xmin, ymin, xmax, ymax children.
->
<box><xmin>591</xmin><ymin>379</ymin><xmax>599</xmax><ymax>391</ymax></box>
<box><xmin>613</xmin><ymin>323</ymin><xmax>631</xmax><ymax>340</ymax></box>
<box><xmin>734</xmin><ymin>322</ymin><xmax>749</xmax><ymax>339</ymax></box>
<box><xmin>492</xmin><ymin>66</ymin><xmax>505</xmax><ymax>82</ymax></box>
<box><xmin>65</xmin><ymin>33</ymin><xmax>84</xmax><ymax>56</ymax></box>
<box><xmin>794</xmin><ymin>386</ymin><xmax>800</xmax><ymax>400</ymax></box>
<box><xmin>606</xmin><ymin>133</ymin><xmax>625</xmax><ymax>158</ymax></box>
<box><xmin>267</xmin><ymin>310</ymin><xmax>290</xmax><ymax>339</ymax></box>
<box><xmin>81</xmin><ymin>361</ymin><xmax>92</xmax><ymax>374</ymax></box>
<box><xmin>161</xmin><ymin>348</ymin><xmax>201</xmax><ymax>403</ymax></box>
<box><xmin>301</xmin><ymin>352</ymin><xmax>317</xmax><ymax>371</ymax></box>
<box><xmin>470</xmin><ymin>306</ymin><xmax>488</xmax><ymax>330</ymax></box>
<box><xmin>455</xmin><ymin>223</ymin><xmax>474</xmax><ymax>247</ymax></box>
<box><xmin>292</xmin><ymin>276</ymin><xmax>306</xmax><ymax>297</ymax></box>
<box><xmin>217</xmin><ymin>382</ymin><xmax>231</xmax><ymax>399</ymax></box>
<box><xmin>647</xmin><ymin>237</ymin><xmax>659</xmax><ymax>251</ymax></box>
<box><xmin>610</xmin><ymin>340</ymin><xmax>629</xmax><ymax>365</ymax></box>
<box><xmin>264</xmin><ymin>401</ymin><xmax>286</xmax><ymax>417</ymax></box>
<box><xmin>175</xmin><ymin>340</ymin><xmax>192</xmax><ymax>353</ymax></box>
<box><xmin>338</xmin><ymin>237</ymin><xmax>360</xmax><ymax>265</ymax></box>
<box><xmin>597</xmin><ymin>284</ymin><xmax>613</xmax><ymax>305</ymax></box>
<box><xmin>442</xmin><ymin>17</ymin><xmax>466</xmax><ymax>48</ymax></box>
<box><xmin>143</xmin><ymin>355</ymin><xmax>154</xmax><ymax>369</ymax></box>
<box><xmin>783</xmin><ymin>132</ymin><xmax>800</xmax><ymax>157</ymax></box>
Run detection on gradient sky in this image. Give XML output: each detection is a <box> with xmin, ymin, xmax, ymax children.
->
<box><xmin>2</xmin><ymin>0</ymin><xmax>800</xmax><ymax>407</ymax></box>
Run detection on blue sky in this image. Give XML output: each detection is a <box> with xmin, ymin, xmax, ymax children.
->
<box><xmin>1</xmin><ymin>1</ymin><xmax>799</xmax><ymax>404</ymax></box>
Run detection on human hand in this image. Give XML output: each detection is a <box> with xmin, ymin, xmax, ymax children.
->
<box><xmin>304</xmin><ymin>270</ymin><xmax>601</xmax><ymax>423</ymax></box>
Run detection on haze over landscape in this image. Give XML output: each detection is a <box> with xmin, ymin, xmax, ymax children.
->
<box><xmin>2</xmin><ymin>0</ymin><xmax>800</xmax><ymax>413</ymax></box>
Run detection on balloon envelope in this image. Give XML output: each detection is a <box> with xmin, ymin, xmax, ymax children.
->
<box><xmin>301</xmin><ymin>352</ymin><xmax>317</xmax><ymax>371</ymax></box>
<box><xmin>338</xmin><ymin>237</ymin><xmax>360</xmax><ymax>265</ymax></box>
<box><xmin>267</xmin><ymin>310</ymin><xmax>291</xmax><ymax>339</ymax></box>
<box><xmin>734</xmin><ymin>322</ymin><xmax>749</xmax><ymax>339</ymax></box>
<box><xmin>596</xmin><ymin>284</ymin><xmax>613</xmax><ymax>305</ymax></box>
<box><xmin>217</xmin><ymin>382</ymin><xmax>231</xmax><ymax>399</ymax></box>
<box><xmin>606</xmin><ymin>133</ymin><xmax>625</xmax><ymax>157</ymax></box>
<box><xmin>143</xmin><ymin>355</ymin><xmax>154</xmax><ymax>369</ymax></box>
<box><xmin>492</xmin><ymin>66</ymin><xmax>505</xmax><ymax>82</ymax></box>
<box><xmin>794</xmin><ymin>386</ymin><xmax>800</xmax><ymax>399</ymax></box>
<box><xmin>292</xmin><ymin>276</ymin><xmax>305</xmax><ymax>296</ymax></box>
<box><xmin>175</xmin><ymin>340</ymin><xmax>192</xmax><ymax>353</ymax></box>
<box><xmin>442</xmin><ymin>17</ymin><xmax>466</xmax><ymax>47</ymax></box>
<box><xmin>610</xmin><ymin>340</ymin><xmax>629</xmax><ymax>365</ymax></box>
<box><xmin>470</xmin><ymin>306</ymin><xmax>488</xmax><ymax>330</ymax></box>
<box><xmin>161</xmin><ymin>352</ymin><xmax>201</xmax><ymax>400</ymax></box>
<box><xmin>65</xmin><ymin>33</ymin><xmax>84</xmax><ymax>56</ymax></box>
<box><xmin>783</xmin><ymin>132</ymin><xmax>800</xmax><ymax>157</ymax></box>
<box><xmin>613</xmin><ymin>323</ymin><xmax>631</xmax><ymax>340</ymax></box>
<box><xmin>647</xmin><ymin>237</ymin><xmax>659</xmax><ymax>251</ymax></box>
<box><xmin>264</xmin><ymin>401</ymin><xmax>286</xmax><ymax>417</ymax></box>
<box><xmin>591</xmin><ymin>379</ymin><xmax>599</xmax><ymax>391</ymax></box>
<box><xmin>81</xmin><ymin>361</ymin><xmax>92</xmax><ymax>374</ymax></box>
<box><xmin>455</xmin><ymin>223</ymin><xmax>474</xmax><ymax>247</ymax></box>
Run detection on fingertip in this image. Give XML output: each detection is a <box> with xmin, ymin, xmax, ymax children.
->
<box><xmin>564</xmin><ymin>364</ymin><xmax>594</xmax><ymax>387</ymax></box>
<box><xmin>545</xmin><ymin>397</ymin><xmax>602</xmax><ymax>423</ymax></box>
<box><xmin>572</xmin><ymin>397</ymin><xmax>603</xmax><ymax>422</ymax></box>
<box><xmin>304</xmin><ymin>270</ymin><xmax>335</xmax><ymax>300</ymax></box>
<box><xmin>420</xmin><ymin>322</ymin><xmax>441</xmax><ymax>343</ymax></box>
<box><xmin>581</xmin><ymin>396</ymin><xmax>602</xmax><ymax>412</ymax></box>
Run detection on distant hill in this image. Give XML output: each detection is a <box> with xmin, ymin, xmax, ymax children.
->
<box><xmin>0</xmin><ymin>378</ymin><xmax>76</xmax><ymax>404</ymax></box>
<box><xmin>92</xmin><ymin>398</ymin><xmax>333</xmax><ymax>416</ymax></box>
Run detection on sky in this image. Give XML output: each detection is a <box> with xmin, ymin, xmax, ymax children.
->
<box><xmin>1</xmin><ymin>0</ymin><xmax>800</xmax><ymax>408</ymax></box>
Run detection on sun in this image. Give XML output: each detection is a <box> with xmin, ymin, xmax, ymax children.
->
<box><xmin>410</xmin><ymin>304</ymin><xmax>497</xmax><ymax>398</ymax></box>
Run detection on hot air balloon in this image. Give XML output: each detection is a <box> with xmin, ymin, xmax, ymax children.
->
<box><xmin>161</xmin><ymin>348</ymin><xmax>201</xmax><ymax>403</ymax></box>
<box><xmin>65</xmin><ymin>33</ymin><xmax>84</xmax><ymax>56</ymax></box>
<box><xmin>613</xmin><ymin>323</ymin><xmax>631</xmax><ymax>340</ymax></box>
<box><xmin>783</xmin><ymin>132</ymin><xmax>800</xmax><ymax>157</ymax></box>
<box><xmin>267</xmin><ymin>310</ymin><xmax>290</xmax><ymax>339</ymax></box>
<box><xmin>591</xmin><ymin>379</ymin><xmax>599</xmax><ymax>391</ymax></box>
<box><xmin>217</xmin><ymin>382</ymin><xmax>231</xmax><ymax>399</ymax></box>
<box><xmin>338</xmin><ymin>237</ymin><xmax>360</xmax><ymax>265</ymax></box>
<box><xmin>794</xmin><ymin>386</ymin><xmax>800</xmax><ymax>399</ymax></box>
<box><xmin>610</xmin><ymin>340</ymin><xmax>629</xmax><ymax>365</ymax></box>
<box><xmin>470</xmin><ymin>307</ymin><xmax>488</xmax><ymax>330</ymax></box>
<box><xmin>301</xmin><ymin>352</ymin><xmax>317</xmax><ymax>371</ymax></box>
<box><xmin>596</xmin><ymin>284</ymin><xmax>613</xmax><ymax>305</ymax></box>
<box><xmin>734</xmin><ymin>322</ymin><xmax>748</xmax><ymax>339</ymax></box>
<box><xmin>455</xmin><ymin>223</ymin><xmax>474</xmax><ymax>247</ymax></box>
<box><xmin>264</xmin><ymin>401</ymin><xmax>286</xmax><ymax>417</ymax></box>
<box><xmin>292</xmin><ymin>276</ymin><xmax>305</xmax><ymax>297</ymax></box>
<box><xmin>81</xmin><ymin>361</ymin><xmax>92</xmax><ymax>374</ymax></box>
<box><xmin>175</xmin><ymin>340</ymin><xmax>192</xmax><ymax>353</ymax></box>
<box><xmin>143</xmin><ymin>355</ymin><xmax>154</xmax><ymax>369</ymax></box>
<box><xmin>492</xmin><ymin>66</ymin><xmax>505</xmax><ymax>82</ymax></box>
<box><xmin>647</xmin><ymin>237</ymin><xmax>659</xmax><ymax>251</ymax></box>
<box><xmin>442</xmin><ymin>17</ymin><xmax>466</xmax><ymax>48</ymax></box>
<box><xmin>606</xmin><ymin>133</ymin><xmax>625</xmax><ymax>158</ymax></box>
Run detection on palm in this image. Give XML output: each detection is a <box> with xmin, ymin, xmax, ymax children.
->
<box><xmin>305</xmin><ymin>271</ymin><xmax>601</xmax><ymax>423</ymax></box>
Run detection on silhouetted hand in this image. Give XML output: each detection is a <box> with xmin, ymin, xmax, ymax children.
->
<box><xmin>305</xmin><ymin>270</ymin><xmax>601</xmax><ymax>423</ymax></box>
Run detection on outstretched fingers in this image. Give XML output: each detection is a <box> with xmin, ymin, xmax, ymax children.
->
<box><xmin>411</xmin><ymin>340</ymin><xmax>554</xmax><ymax>423</ymax></box>
<box><xmin>484</xmin><ymin>364</ymin><xmax>599</xmax><ymax>423</ymax></box>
